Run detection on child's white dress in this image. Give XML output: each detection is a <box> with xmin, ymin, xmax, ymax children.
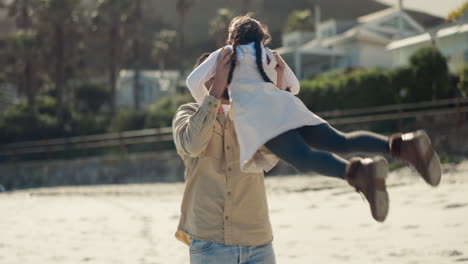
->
<box><xmin>186</xmin><ymin>43</ymin><xmax>327</xmax><ymax>173</ymax></box>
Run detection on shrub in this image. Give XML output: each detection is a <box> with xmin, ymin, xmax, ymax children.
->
<box><xmin>406</xmin><ymin>47</ymin><xmax>451</xmax><ymax>101</ymax></box>
<box><xmin>74</xmin><ymin>83</ymin><xmax>109</xmax><ymax>114</ymax></box>
<box><xmin>71</xmin><ymin>114</ymin><xmax>108</xmax><ymax>136</ymax></box>
<box><xmin>109</xmin><ymin>110</ymin><xmax>147</xmax><ymax>132</ymax></box>
<box><xmin>145</xmin><ymin>93</ymin><xmax>193</xmax><ymax>128</ymax></box>
<box><xmin>457</xmin><ymin>64</ymin><xmax>468</xmax><ymax>97</ymax></box>
<box><xmin>0</xmin><ymin>103</ymin><xmax>61</xmax><ymax>144</ymax></box>
<box><xmin>299</xmin><ymin>68</ymin><xmax>396</xmax><ymax>112</ymax></box>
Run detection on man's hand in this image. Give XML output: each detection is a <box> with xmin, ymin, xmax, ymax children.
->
<box><xmin>209</xmin><ymin>48</ymin><xmax>234</xmax><ymax>99</ymax></box>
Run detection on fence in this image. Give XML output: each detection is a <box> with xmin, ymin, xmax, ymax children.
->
<box><xmin>1</xmin><ymin>97</ymin><xmax>468</xmax><ymax>162</ymax></box>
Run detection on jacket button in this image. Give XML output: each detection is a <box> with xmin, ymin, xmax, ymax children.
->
<box><xmin>227</xmin><ymin>191</ymin><xmax>231</xmax><ymax>196</ymax></box>
<box><xmin>225</xmin><ymin>216</ymin><xmax>229</xmax><ymax>220</ymax></box>
<box><xmin>226</xmin><ymin>146</ymin><xmax>230</xmax><ymax>150</ymax></box>
<box><xmin>228</xmin><ymin>167</ymin><xmax>232</xmax><ymax>172</ymax></box>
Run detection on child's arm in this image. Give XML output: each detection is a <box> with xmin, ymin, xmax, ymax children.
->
<box><xmin>269</xmin><ymin>48</ymin><xmax>300</xmax><ymax>95</ymax></box>
<box><xmin>186</xmin><ymin>48</ymin><xmax>223</xmax><ymax>104</ymax></box>
<box><xmin>282</xmin><ymin>57</ymin><xmax>300</xmax><ymax>95</ymax></box>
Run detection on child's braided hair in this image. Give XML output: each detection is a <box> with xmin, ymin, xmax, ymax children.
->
<box><xmin>226</xmin><ymin>13</ymin><xmax>272</xmax><ymax>84</ymax></box>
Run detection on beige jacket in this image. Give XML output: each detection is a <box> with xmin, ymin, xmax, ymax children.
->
<box><xmin>172</xmin><ymin>95</ymin><xmax>273</xmax><ymax>246</ymax></box>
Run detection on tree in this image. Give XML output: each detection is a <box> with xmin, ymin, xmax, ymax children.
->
<box><xmin>407</xmin><ymin>47</ymin><xmax>451</xmax><ymax>101</ymax></box>
<box><xmin>93</xmin><ymin>0</ymin><xmax>134</xmax><ymax>116</ymax></box>
<box><xmin>74</xmin><ymin>83</ymin><xmax>109</xmax><ymax>114</ymax></box>
<box><xmin>7</xmin><ymin>30</ymin><xmax>42</xmax><ymax>113</ymax></box>
<box><xmin>36</xmin><ymin>0</ymin><xmax>85</xmax><ymax>125</ymax></box>
<box><xmin>1</xmin><ymin>0</ymin><xmax>40</xmax><ymax>113</ymax></box>
<box><xmin>209</xmin><ymin>8</ymin><xmax>234</xmax><ymax>48</ymax></box>
<box><xmin>3</xmin><ymin>0</ymin><xmax>37</xmax><ymax>29</ymax></box>
<box><xmin>284</xmin><ymin>10</ymin><xmax>315</xmax><ymax>33</ymax></box>
<box><xmin>130</xmin><ymin>0</ymin><xmax>143</xmax><ymax>110</ymax></box>
<box><xmin>458</xmin><ymin>64</ymin><xmax>468</xmax><ymax>97</ymax></box>
<box><xmin>176</xmin><ymin>0</ymin><xmax>196</xmax><ymax>67</ymax></box>
<box><xmin>152</xmin><ymin>30</ymin><xmax>178</xmax><ymax>72</ymax></box>
<box><xmin>447</xmin><ymin>0</ymin><xmax>468</xmax><ymax>22</ymax></box>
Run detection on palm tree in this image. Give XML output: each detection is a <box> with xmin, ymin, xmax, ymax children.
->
<box><xmin>209</xmin><ymin>8</ymin><xmax>234</xmax><ymax>48</ymax></box>
<box><xmin>152</xmin><ymin>29</ymin><xmax>178</xmax><ymax>72</ymax></box>
<box><xmin>1</xmin><ymin>0</ymin><xmax>39</xmax><ymax>113</ymax></box>
<box><xmin>7</xmin><ymin>30</ymin><xmax>41</xmax><ymax>113</ymax></box>
<box><xmin>176</xmin><ymin>0</ymin><xmax>195</xmax><ymax>68</ymax></box>
<box><xmin>36</xmin><ymin>0</ymin><xmax>83</xmax><ymax>124</ymax></box>
<box><xmin>131</xmin><ymin>0</ymin><xmax>143</xmax><ymax>110</ymax></box>
<box><xmin>283</xmin><ymin>10</ymin><xmax>315</xmax><ymax>33</ymax></box>
<box><xmin>3</xmin><ymin>0</ymin><xmax>36</xmax><ymax>29</ymax></box>
<box><xmin>94</xmin><ymin>0</ymin><xmax>133</xmax><ymax>116</ymax></box>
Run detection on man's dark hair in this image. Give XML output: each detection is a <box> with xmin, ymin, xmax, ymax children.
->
<box><xmin>195</xmin><ymin>53</ymin><xmax>211</xmax><ymax>68</ymax></box>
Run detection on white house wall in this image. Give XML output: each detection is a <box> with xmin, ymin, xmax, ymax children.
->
<box><xmin>359</xmin><ymin>41</ymin><xmax>393</xmax><ymax>69</ymax></box>
<box><xmin>335</xmin><ymin>41</ymin><xmax>360</xmax><ymax>68</ymax></box>
<box><xmin>391</xmin><ymin>30</ymin><xmax>468</xmax><ymax>73</ymax></box>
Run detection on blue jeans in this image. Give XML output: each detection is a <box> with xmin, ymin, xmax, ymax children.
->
<box><xmin>189</xmin><ymin>239</ymin><xmax>276</xmax><ymax>264</ymax></box>
<box><xmin>265</xmin><ymin>123</ymin><xmax>390</xmax><ymax>179</ymax></box>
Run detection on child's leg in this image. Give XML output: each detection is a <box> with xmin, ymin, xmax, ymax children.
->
<box><xmin>265</xmin><ymin>128</ymin><xmax>390</xmax><ymax>222</ymax></box>
<box><xmin>264</xmin><ymin>129</ymin><xmax>348</xmax><ymax>179</ymax></box>
<box><xmin>297</xmin><ymin>123</ymin><xmax>390</xmax><ymax>155</ymax></box>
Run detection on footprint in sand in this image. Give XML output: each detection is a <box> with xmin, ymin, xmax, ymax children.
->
<box><xmin>448</xmin><ymin>250</ymin><xmax>463</xmax><ymax>257</ymax></box>
<box><xmin>445</xmin><ymin>203</ymin><xmax>468</xmax><ymax>209</ymax></box>
<box><xmin>331</xmin><ymin>254</ymin><xmax>351</xmax><ymax>261</ymax></box>
<box><xmin>169</xmin><ymin>214</ymin><xmax>179</xmax><ymax>220</ymax></box>
<box><xmin>402</xmin><ymin>225</ymin><xmax>419</xmax><ymax>230</ymax></box>
<box><xmin>456</xmin><ymin>258</ymin><xmax>468</xmax><ymax>262</ymax></box>
<box><xmin>316</xmin><ymin>225</ymin><xmax>333</xmax><ymax>230</ymax></box>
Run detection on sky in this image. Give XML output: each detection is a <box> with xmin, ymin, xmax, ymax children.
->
<box><xmin>376</xmin><ymin>0</ymin><xmax>467</xmax><ymax>18</ymax></box>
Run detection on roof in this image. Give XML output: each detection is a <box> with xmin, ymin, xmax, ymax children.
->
<box><xmin>358</xmin><ymin>7</ymin><xmax>398</xmax><ymax>24</ymax></box>
<box><xmin>387</xmin><ymin>23</ymin><xmax>468</xmax><ymax>50</ymax></box>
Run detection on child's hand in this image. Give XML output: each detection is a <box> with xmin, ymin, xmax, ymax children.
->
<box><xmin>273</xmin><ymin>51</ymin><xmax>285</xmax><ymax>73</ymax></box>
<box><xmin>272</xmin><ymin>51</ymin><xmax>286</xmax><ymax>90</ymax></box>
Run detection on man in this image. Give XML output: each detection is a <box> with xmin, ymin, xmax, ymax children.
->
<box><xmin>172</xmin><ymin>48</ymin><xmax>278</xmax><ymax>263</ymax></box>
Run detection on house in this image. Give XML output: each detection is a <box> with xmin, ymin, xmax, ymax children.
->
<box><xmin>116</xmin><ymin>70</ymin><xmax>180</xmax><ymax>109</ymax></box>
<box><xmin>277</xmin><ymin>6</ymin><xmax>430</xmax><ymax>79</ymax></box>
<box><xmin>387</xmin><ymin>15</ymin><xmax>468</xmax><ymax>73</ymax></box>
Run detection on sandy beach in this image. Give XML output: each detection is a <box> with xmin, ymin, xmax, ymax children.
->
<box><xmin>1</xmin><ymin>161</ymin><xmax>467</xmax><ymax>264</ymax></box>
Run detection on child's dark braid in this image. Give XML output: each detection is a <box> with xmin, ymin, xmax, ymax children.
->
<box><xmin>254</xmin><ymin>40</ymin><xmax>272</xmax><ymax>83</ymax></box>
<box><xmin>227</xmin><ymin>42</ymin><xmax>237</xmax><ymax>84</ymax></box>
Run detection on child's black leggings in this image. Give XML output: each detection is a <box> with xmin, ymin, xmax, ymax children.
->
<box><xmin>264</xmin><ymin>123</ymin><xmax>390</xmax><ymax>179</ymax></box>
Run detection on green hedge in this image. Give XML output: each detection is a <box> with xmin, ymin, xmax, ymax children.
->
<box><xmin>299</xmin><ymin>68</ymin><xmax>396</xmax><ymax>112</ymax></box>
<box><xmin>458</xmin><ymin>64</ymin><xmax>468</xmax><ymax>97</ymax></box>
<box><xmin>0</xmin><ymin>101</ymin><xmax>61</xmax><ymax>143</ymax></box>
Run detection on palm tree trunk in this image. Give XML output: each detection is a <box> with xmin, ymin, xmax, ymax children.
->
<box><xmin>109</xmin><ymin>24</ymin><xmax>118</xmax><ymax>116</ymax></box>
<box><xmin>24</xmin><ymin>58</ymin><xmax>35</xmax><ymax>114</ymax></box>
<box><xmin>178</xmin><ymin>14</ymin><xmax>186</xmax><ymax>76</ymax></box>
<box><xmin>55</xmin><ymin>23</ymin><xmax>65</xmax><ymax>125</ymax></box>
<box><xmin>133</xmin><ymin>0</ymin><xmax>142</xmax><ymax>110</ymax></box>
